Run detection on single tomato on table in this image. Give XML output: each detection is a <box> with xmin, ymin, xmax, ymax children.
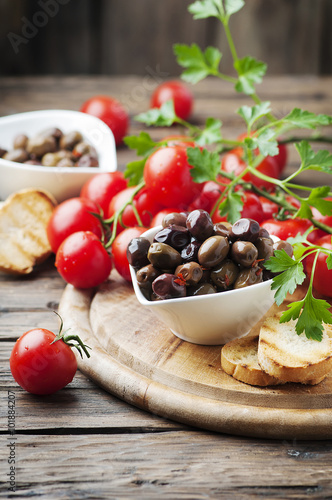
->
<box><xmin>305</xmin><ymin>235</ymin><xmax>332</xmax><ymax>298</ymax></box>
<box><xmin>151</xmin><ymin>81</ymin><xmax>193</xmax><ymax>121</ymax></box>
<box><xmin>80</xmin><ymin>95</ymin><xmax>129</xmax><ymax>146</ymax></box>
<box><xmin>55</xmin><ymin>231</ymin><xmax>112</xmax><ymax>288</ymax></box>
<box><xmin>10</xmin><ymin>327</ymin><xmax>77</xmax><ymax>395</ymax></box>
<box><xmin>47</xmin><ymin>197</ymin><xmax>103</xmax><ymax>254</ymax></box>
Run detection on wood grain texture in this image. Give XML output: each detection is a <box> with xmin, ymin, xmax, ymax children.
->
<box><xmin>1</xmin><ymin>0</ymin><xmax>331</xmax><ymax>76</ymax></box>
<box><xmin>1</xmin><ymin>432</ymin><xmax>331</xmax><ymax>499</ymax></box>
<box><xmin>58</xmin><ymin>274</ymin><xmax>332</xmax><ymax>440</ymax></box>
<box><xmin>0</xmin><ymin>75</ymin><xmax>332</xmax><ymax>498</ymax></box>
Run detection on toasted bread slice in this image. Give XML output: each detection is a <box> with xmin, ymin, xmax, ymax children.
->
<box><xmin>221</xmin><ymin>335</ymin><xmax>282</xmax><ymax>386</ymax></box>
<box><xmin>258</xmin><ymin>314</ymin><xmax>332</xmax><ymax>385</ymax></box>
<box><xmin>0</xmin><ymin>188</ymin><xmax>57</xmax><ymax>275</ymax></box>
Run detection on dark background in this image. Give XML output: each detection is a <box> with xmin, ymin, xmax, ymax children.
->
<box><xmin>1</xmin><ymin>0</ymin><xmax>332</xmax><ymax>77</ymax></box>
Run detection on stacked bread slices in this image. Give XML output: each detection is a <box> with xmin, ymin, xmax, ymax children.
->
<box><xmin>221</xmin><ymin>313</ymin><xmax>332</xmax><ymax>386</ymax></box>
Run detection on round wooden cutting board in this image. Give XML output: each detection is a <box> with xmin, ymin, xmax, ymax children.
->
<box><xmin>59</xmin><ymin>273</ymin><xmax>332</xmax><ymax>440</ymax></box>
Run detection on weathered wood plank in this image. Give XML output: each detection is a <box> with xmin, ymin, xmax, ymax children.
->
<box><xmin>1</xmin><ymin>0</ymin><xmax>331</xmax><ymax>76</ymax></box>
<box><xmin>0</xmin><ymin>432</ymin><xmax>331</xmax><ymax>499</ymax></box>
<box><xmin>0</xmin><ymin>342</ymin><xmax>184</xmax><ymax>432</ymax></box>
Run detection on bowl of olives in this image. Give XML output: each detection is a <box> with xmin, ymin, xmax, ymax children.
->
<box><xmin>128</xmin><ymin>211</ymin><xmax>293</xmax><ymax>346</ymax></box>
<box><xmin>0</xmin><ymin>109</ymin><xmax>117</xmax><ymax>202</ymax></box>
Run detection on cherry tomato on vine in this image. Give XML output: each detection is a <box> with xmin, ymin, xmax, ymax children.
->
<box><xmin>261</xmin><ymin>217</ymin><xmax>319</xmax><ymax>243</ymax></box>
<box><xmin>80</xmin><ymin>172</ymin><xmax>127</xmax><ymax>216</ymax></box>
<box><xmin>80</xmin><ymin>95</ymin><xmax>129</xmax><ymax>146</ymax></box>
<box><xmin>236</xmin><ymin>131</ymin><xmax>288</xmax><ymax>175</ymax></box>
<box><xmin>112</xmin><ymin>226</ymin><xmax>148</xmax><ymax>282</ymax></box>
<box><xmin>259</xmin><ymin>196</ymin><xmax>279</xmax><ymax>220</ymax></box>
<box><xmin>55</xmin><ymin>231</ymin><xmax>112</xmax><ymax>288</ymax></box>
<box><xmin>151</xmin><ymin>81</ymin><xmax>193</xmax><ymax>121</ymax></box>
<box><xmin>161</xmin><ymin>135</ymin><xmax>197</xmax><ymax>148</ymax></box>
<box><xmin>47</xmin><ymin>197</ymin><xmax>103</xmax><ymax>254</ymax></box>
<box><xmin>274</xmin><ymin>142</ymin><xmax>288</xmax><ymax>174</ymax></box>
<box><xmin>221</xmin><ymin>151</ymin><xmax>279</xmax><ymax>191</ymax></box>
<box><xmin>189</xmin><ymin>180</ymin><xmax>229</xmax><ymax>213</ymax></box>
<box><xmin>305</xmin><ymin>235</ymin><xmax>332</xmax><ymax>297</ymax></box>
<box><xmin>150</xmin><ymin>208</ymin><xmax>183</xmax><ymax>227</ymax></box>
<box><xmin>144</xmin><ymin>146</ymin><xmax>203</xmax><ymax>208</ymax></box>
<box><xmin>310</xmin><ymin>198</ymin><xmax>332</xmax><ymax>240</ymax></box>
<box><xmin>211</xmin><ymin>191</ymin><xmax>264</xmax><ymax>224</ymax></box>
<box><xmin>108</xmin><ymin>186</ymin><xmax>161</xmax><ymax>230</ymax></box>
<box><xmin>10</xmin><ymin>327</ymin><xmax>77</xmax><ymax>395</ymax></box>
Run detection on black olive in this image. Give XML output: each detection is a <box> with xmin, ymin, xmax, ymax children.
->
<box><xmin>126</xmin><ymin>237</ymin><xmax>150</xmax><ymax>268</ymax></box>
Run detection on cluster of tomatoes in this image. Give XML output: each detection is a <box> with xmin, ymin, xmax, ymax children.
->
<box><xmin>46</xmin><ymin>128</ymin><xmax>332</xmax><ymax>298</ymax></box>
<box><xmin>46</xmin><ymin>81</ymin><xmax>332</xmax><ymax>298</ymax></box>
<box><xmin>10</xmin><ymin>81</ymin><xmax>332</xmax><ymax>397</ymax></box>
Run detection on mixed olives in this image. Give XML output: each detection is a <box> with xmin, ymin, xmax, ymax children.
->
<box><xmin>0</xmin><ymin>128</ymin><xmax>99</xmax><ymax>168</ymax></box>
<box><xmin>127</xmin><ymin>209</ymin><xmax>293</xmax><ymax>301</ymax></box>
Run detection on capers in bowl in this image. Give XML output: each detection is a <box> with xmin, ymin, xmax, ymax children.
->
<box><xmin>0</xmin><ymin>128</ymin><xmax>99</xmax><ymax>168</ymax></box>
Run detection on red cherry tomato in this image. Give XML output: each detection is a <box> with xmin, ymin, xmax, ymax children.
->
<box><xmin>221</xmin><ymin>151</ymin><xmax>279</xmax><ymax>191</ymax></box>
<box><xmin>274</xmin><ymin>142</ymin><xmax>288</xmax><ymax>174</ymax></box>
<box><xmin>151</xmin><ymin>81</ymin><xmax>193</xmax><ymax>121</ymax></box>
<box><xmin>261</xmin><ymin>218</ymin><xmax>318</xmax><ymax>242</ymax></box>
<box><xmin>150</xmin><ymin>208</ymin><xmax>182</xmax><ymax>227</ymax></box>
<box><xmin>80</xmin><ymin>172</ymin><xmax>127</xmax><ymax>216</ymax></box>
<box><xmin>47</xmin><ymin>197</ymin><xmax>103</xmax><ymax>254</ymax></box>
<box><xmin>236</xmin><ymin>131</ymin><xmax>287</xmax><ymax>175</ymax></box>
<box><xmin>161</xmin><ymin>135</ymin><xmax>196</xmax><ymax>148</ymax></box>
<box><xmin>108</xmin><ymin>186</ymin><xmax>161</xmax><ymax>230</ymax></box>
<box><xmin>112</xmin><ymin>227</ymin><xmax>148</xmax><ymax>282</ymax></box>
<box><xmin>189</xmin><ymin>180</ymin><xmax>230</xmax><ymax>213</ymax></box>
<box><xmin>80</xmin><ymin>95</ymin><xmax>129</xmax><ymax>146</ymax></box>
<box><xmin>259</xmin><ymin>196</ymin><xmax>279</xmax><ymax>220</ymax></box>
<box><xmin>55</xmin><ymin>231</ymin><xmax>112</xmax><ymax>288</ymax></box>
<box><xmin>10</xmin><ymin>328</ymin><xmax>77</xmax><ymax>395</ymax></box>
<box><xmin>144</xmin><ymin>146</ymin><xmax>203</xmax><ymax>208</ymax></box>
<box><xmin>305</xmin><ymin>235</ymin><xmax>332</xmax><ymax>297</ymax></box>
<box><xmin>310</xmin><ymin>198</ymin><xmax>332</xmax><ymax>240</ymax></box>
<box><xmin>211</xmin><ymin>191</ymin><xmax>264</xmax><ymax>224</ymax></box>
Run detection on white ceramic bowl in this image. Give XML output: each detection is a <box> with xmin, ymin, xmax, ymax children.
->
<box><xmin>0</xmin><ymin>109</ymin><xmax>117</xmax><ymax>202</ymax></box>
<box><xmin>129</xmin><ymin>226</ymin><xmax>277</xmax><ymax>345</ymax></box>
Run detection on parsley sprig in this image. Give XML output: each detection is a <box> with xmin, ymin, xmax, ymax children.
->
<box><xmin>264</xmin><ymin>231</ymin><xmax>332</xmax><ymax>340</ymax></box>
<box><xmin>122</xmin><ymin>0</ymin><xmax>332</xmax><ymax>340</ymax></box>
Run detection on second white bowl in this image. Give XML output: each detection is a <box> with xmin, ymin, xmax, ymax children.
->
<box><xmin>0</xmin><ymin>109</ymin><xmax>117</xmax><ymax>202</ymax></box>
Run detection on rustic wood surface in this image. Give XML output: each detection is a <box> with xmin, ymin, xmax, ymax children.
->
<box><xmin>1</xmin><ymin>75</ymin><xmax>332</xmax><ymax>498</ymax></box>
<box><xmin>58</xmin><ymin>277</ymin><xmax>332</xmax><ymax>440</ymax></box>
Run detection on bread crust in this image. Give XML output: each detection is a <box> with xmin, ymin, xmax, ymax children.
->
<box><xmin>221</xmin><ymin>336</ymin><xmax>282</xmax><ymax>386</ymax></box>
<box><xmin>0</xmin><ymin>188</ymin><xmax>57</xmax><ymax>275</ymax></box>
<box><xmin>258</xmin><ymin>314</ymin><xmax>332</xmax><ymax>385</ymax></box>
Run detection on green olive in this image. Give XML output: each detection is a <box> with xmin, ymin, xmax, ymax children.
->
<box><xmin>148</xmin><ymin>242</ymin><xmax>182</xmax><ymax>270</ymax></box>
<box><xmin>210</xmin><ymin>259</ymin><xmax>239</xmax><ymax>290</ymax></box>
<box><xmin>234</xmin><ymin>266</ymin><xmax>263</xmax><ymax>289</ymax></box>
<box><xmin>175</xmin><ymin>262</ymin><xmax>203</xmax><ymax>285</ymax></box>
<box><xmin>198</xmin><ymin>235</ymin><xmax>229</xmax><ymax>268</ymax></box>
<box><xmin>187</xmin><ymin>282</ymin><xmax>217</xmax><ymax>296</ymax></box>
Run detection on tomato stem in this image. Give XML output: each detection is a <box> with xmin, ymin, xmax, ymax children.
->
<box><xmin>51</xmin><ymin>311</ymin><xmax>91</xmax><ymax>359</ymax></box>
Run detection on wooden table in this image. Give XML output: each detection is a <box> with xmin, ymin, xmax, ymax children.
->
<box><xmin>1</xmin><ymin>76</ymin><xmax>332</xmax><ymax>498</ymax></box>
